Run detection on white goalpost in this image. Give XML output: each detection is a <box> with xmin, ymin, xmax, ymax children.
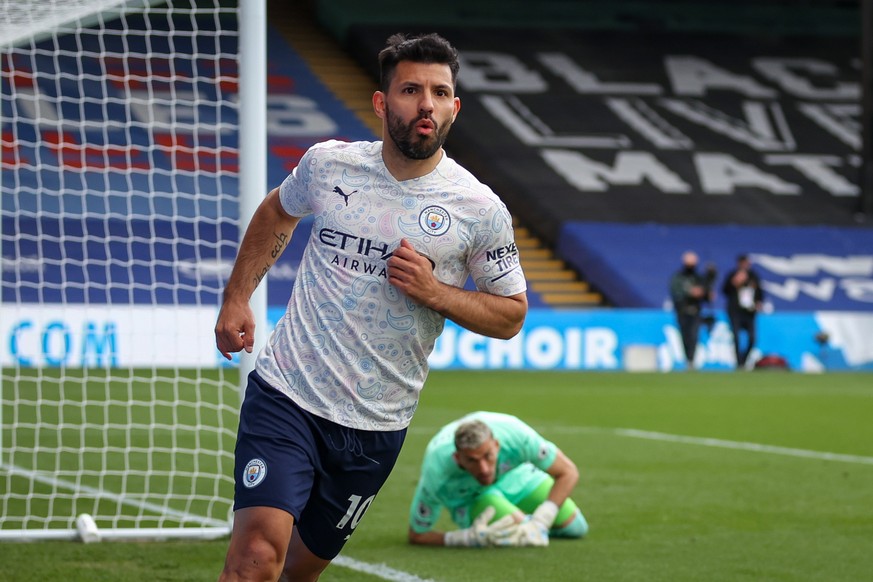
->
<box><xmin>0</xmin><ymin>0</ymin><xmax>266</xmax><ymax>541</ymax></box>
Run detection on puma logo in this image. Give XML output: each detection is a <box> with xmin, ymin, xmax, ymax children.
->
<box><xmin>333</xmin><ymin>186</ymin><xmax>358</xmax><ymax>206</ymax></box>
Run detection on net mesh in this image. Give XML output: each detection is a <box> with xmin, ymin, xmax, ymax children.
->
<box><xmin>1</xmin><ymin>0</ymin><xmax>241</xmax><ymax>538</ymax></box>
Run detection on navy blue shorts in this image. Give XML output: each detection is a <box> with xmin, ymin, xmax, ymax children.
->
<box><xmin>233</xmin><ymin>371</ymin><xmax>407</xmax><ymax>559</ymax></box>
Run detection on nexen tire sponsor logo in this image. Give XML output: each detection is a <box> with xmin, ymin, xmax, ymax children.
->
<box><xmin>486</xmin><ymin>242</ymin><xmax>520</xmax><ymax>274</ymax></box>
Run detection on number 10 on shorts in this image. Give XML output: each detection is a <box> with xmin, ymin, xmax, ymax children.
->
<box><xmin>336</xmin><ymin>494</ymin><xmax>375</xmax><ymax>530</ymax></box>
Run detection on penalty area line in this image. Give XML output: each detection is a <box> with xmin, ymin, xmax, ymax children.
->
<box><xmin>419</xmin><ymin>424</ymin><xmax>873</xmax><ymax>465</ymax></box>
<box><xmin>333</xmin><ymin>555</ymin><xmax>436</xmax><ymax>582</ymax></box>
<box><xmin>614</xmin><ymin>428</ymin><xmax>873</xmax><ymax>465</ymax></box>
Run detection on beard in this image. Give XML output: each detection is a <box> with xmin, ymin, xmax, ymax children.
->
<box><xmin>385</xmin><ymin>105</ymin><xmax>451</xmax><ymax>160</ymax></box>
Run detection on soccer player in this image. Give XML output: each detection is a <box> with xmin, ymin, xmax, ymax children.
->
<box><xmin>408</xmin><ymin>411</ymin><xmax>589</xmax><ymax>547</ymax></box>
<box><xmin>214</xmin><ymin>33</ymin><xmax>528</xmax><ymax>581</ymax></box>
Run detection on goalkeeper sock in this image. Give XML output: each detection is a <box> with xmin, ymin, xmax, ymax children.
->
<box><xmin>550</xmin><ymin>509</ymin><xmax>589</xmax><ymax>539</ymax></box>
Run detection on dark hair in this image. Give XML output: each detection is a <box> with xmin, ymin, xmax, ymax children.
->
<box><xmin>378</xmin><ymin>33</ymin><xmax>460</xmax><ymax>93</ymax></box>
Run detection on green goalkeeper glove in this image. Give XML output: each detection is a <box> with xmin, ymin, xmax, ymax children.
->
<box><xmin>443</xmin><ymin>506</ymin><xmax>517</xmax><ymax>547</ymax></box>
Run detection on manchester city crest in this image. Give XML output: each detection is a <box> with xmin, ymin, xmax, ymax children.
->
<box><xmin>243</xmin><ymin>458</ymin><xmax>267</xmax><ymax>488</ymax></box>
<box><xmin>419</xmin><ymin>206</ymin><xmax>451</xmax><ymax>236</ymax></box>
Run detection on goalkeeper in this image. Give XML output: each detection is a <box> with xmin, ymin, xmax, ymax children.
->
<box><xmin>408</xmin><ymin>411</ymin><xmax>589</xmax><ymax>547</ymax></box>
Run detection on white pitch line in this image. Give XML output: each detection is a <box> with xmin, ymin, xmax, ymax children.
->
<box><xmin>612</xmin><ymin>428</ymin><xmax>873</xmax><ymax>465</ymax></box>
<box><xmin>333</xmin><ymin>556</ymin><xmax>436</xmax><ymax>582</ymax></box>
<box><xmin>5</xmin><ymin>464</ymin><xmax>438</xmax><ymax>580</ymax></box>
<box><xmin>543</xmin><ymin>424</ymin><xmax>873</xmax><ymax>465</ymax></box>
<box><xmin>10</xmin><ymin>423</ymin><xmax>865</xmax><ymax>582</ymax></box>
<box><xmin>375</xmin><ymin>422</ymin><xmax>873</xmax><ymax>582</ymax></box>
<box><xmin>416</xmin><ymin>423</ymin><xmax>873</xmax><ymax>465</ymax></box>
<box><xmin>1</xmin><ymin>462</ymin><xmax>227</xmax><ymax>526</ymax></box>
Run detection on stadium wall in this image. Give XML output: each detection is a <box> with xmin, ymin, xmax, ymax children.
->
<box><xmin>3</xmin><ymin>306</ymin><xmax>870</xmax><ymax>372</ymax></box>
<box><xmin>6</xmin><ymin>5</ymin><xmax>871</xmax><ymax>374</ymax></box>
<box><xmin>558</xmin><ymin>222</ymin><xmax>873</xmax><ymax>312</ymax></box>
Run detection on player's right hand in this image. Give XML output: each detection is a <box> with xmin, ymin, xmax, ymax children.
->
<box><xmin>214</xmin><ymin>300</ymin><xmax>255</xmax><ymax>360</ymax></box>
<box><xmin>444</xmin><ymin>507</ymin><xmax>518</xmax><ymax>547</ymax></box>
<box><xmin>490</xmin><ymin>515</ymin><xmax>550</xmax><ymax>547</ymax></box>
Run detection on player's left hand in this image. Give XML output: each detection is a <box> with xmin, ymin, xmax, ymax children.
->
<box><xmin>386</xmin><ymin>239</ymin><xmax>439</xmax><ymax>303</ymax></box>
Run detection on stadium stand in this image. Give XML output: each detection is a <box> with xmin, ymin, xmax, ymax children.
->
<box><xmin>271</xmin><ymin>1</ymin><xmax>605</xmax><ymax>309</ymax></box>
<box><xmin>303</xmin><ymin>0</ymin><xmax>872</xmax><ymax>315</ymax></box>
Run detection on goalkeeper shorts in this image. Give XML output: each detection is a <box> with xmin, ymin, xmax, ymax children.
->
<box><xmin>454</xmin><ymin>463</ymin><xmax>546</xmax><ymax>527</ymax></box>
<box><xmin>467</xmin><ymin>464</ymin><xmax>581</xmax><ymax>529</ymax></box>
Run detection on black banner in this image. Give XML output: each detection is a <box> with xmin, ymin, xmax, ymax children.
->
<box><xmin>349</xmin><ymin>26</ymin><xmax>864</xmax><ymax>244</ymax></box>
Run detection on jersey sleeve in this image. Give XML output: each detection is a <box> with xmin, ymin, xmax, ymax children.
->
<box><xmin>466</xmin><ymin>199</ymin><xmax>527</xmax><ymax>297</ymax></box>
<box><xmin>409</xmin><ymin>436</ymin><xmax>456</xmax><ymax>533</ymax></box>
<box><xmin>506</xmin><ymin>416</ymin><xmax>558</xmax><ymax>471</ymax></box>
<box><xmin>278</xmin><ymin>144</ymin><xmax>320</xmax><ymax>218</ymax></box>
<box><xmin>408</xmin><ymin>477</ymin><xmax>444</xmax><ymax>534</ymax></box>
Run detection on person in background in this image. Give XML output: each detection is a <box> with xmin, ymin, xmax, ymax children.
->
<box><xmin>721</xmin><ymin>254</ymin><xmax>764</xmax><ymax>369</ymax></box>
<box><xmin>408</xmin><ymin>411</ymin><xmax>588</xmax><ymax>548</ymax></box>
<box><xmin>669</xmin><ymin>251</ymin><xmax>715</xmax><ymax>369</ymax></box>
<box><xmin>214</xmin><ymin>32</ymin><xmax>528</xmax><ymax>581</ymax></box>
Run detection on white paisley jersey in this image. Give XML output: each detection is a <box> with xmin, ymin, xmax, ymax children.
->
<box><xmin>255</xmin><ymin>140</ymin><xmax>527</xmax><ymax>431</ymax></box>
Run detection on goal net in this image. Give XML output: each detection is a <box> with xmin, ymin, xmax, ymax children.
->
<box><xmin>0</xmin><ymin>0</ymin><xmax>252</xmax><ymax>541</ymax></box>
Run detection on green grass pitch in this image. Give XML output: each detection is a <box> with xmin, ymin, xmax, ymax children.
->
<box><xmin>2</xmin><ymin>370</ymin><xmax>872</xmax><ymax>581</ymax></box>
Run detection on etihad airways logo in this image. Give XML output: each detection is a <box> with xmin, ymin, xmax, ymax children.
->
<box><xmin>320</xmin><ymin>228</ymin><xmax>392</xmax><ymax>277</ymax></box>
<box><xmin>319</xmin><ymin>228</ymin><xmax>392</xmax><ymax>259</ymax></box>
<box><xmin>318</xmin><ymin>227</ymin><xmax>520</xmax><ymax>281</ymax></box>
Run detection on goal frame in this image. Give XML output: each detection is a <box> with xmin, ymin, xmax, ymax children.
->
<box><xmin>0</xmin><ymin>0</ymin><xmax>267</xmax><ymax>542</ymax></box>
